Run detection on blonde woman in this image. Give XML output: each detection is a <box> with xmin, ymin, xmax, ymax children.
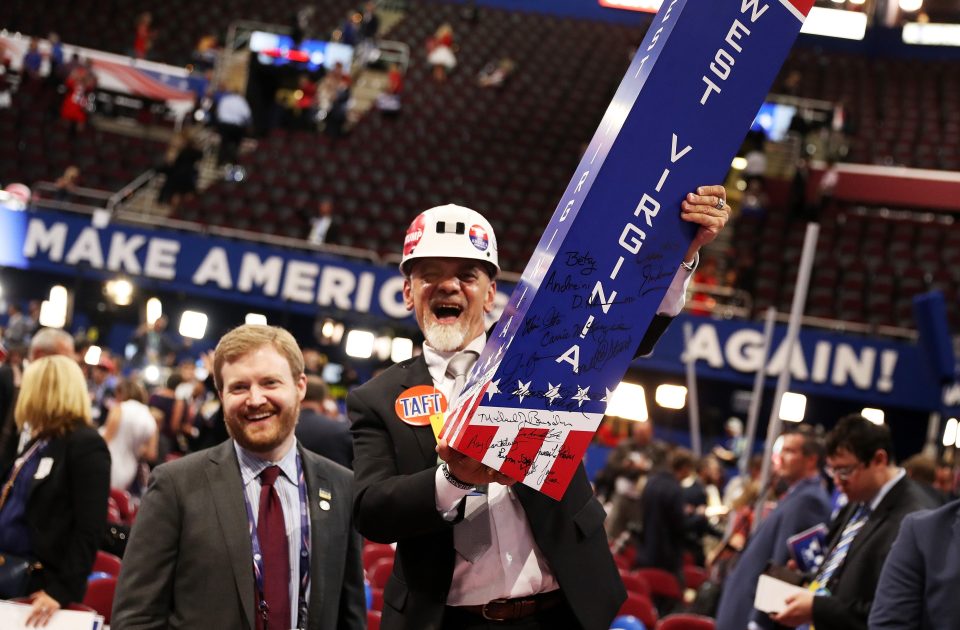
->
<box><xmin>0</xmin><ymin>356</ymin><xmax>110</xmax><ymax>626</ymax></box>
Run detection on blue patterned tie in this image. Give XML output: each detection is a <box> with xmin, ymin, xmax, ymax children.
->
<box><xmin>814</xmin><ymin>504</ymin><xmax>871</xmax><ymax>595</ymax></box>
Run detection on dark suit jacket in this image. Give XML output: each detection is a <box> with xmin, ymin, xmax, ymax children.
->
<box><xmin>348</xmin><ymin>355</ymin><xmax>624</xmax><ymax>630</ymax></box>
<box><xmin>111</xmin><ymin>439</ymin><xmax>365</xmax><ymax>630</ymax></box>
<box><xmin>296</xmin><ymin>408</ymin><xmax>354</xmax><ymax>469</ymax></box>
<box><xmin>636</xmin><ymin>470</ymin><xmax>686</xmax><ymax>576</ymax></box>
<box><xmin>811</xmin><ymin>476</ymin><xmax>938</xmax><ymax>630</ymax></box>
<box><xmin>868</xmin><ymin>498</ymin><xmax>958</xmax><ymax>630</ymax></box>
<box><xmin>715</xmin><ymin>476</ymin><xmax>832</xmax><ymax>630</ymax></box>
<box><xmin>11</xmin><ymin>425</ymin><xmax>111</xmax><ymax>607</ymax></box>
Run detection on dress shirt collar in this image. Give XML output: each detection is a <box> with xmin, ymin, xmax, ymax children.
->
<box><xmin>234</xmin><ymin>439</ymin><xmax>299</xmax><ymax>486</ymax></box>
<box><xmin>869</xmin><ymin>467</ymin><xmax>905</xmax><ymax>512</ymax></box>
<box><xmin>422</xmin><ymin>334</ymin><xmax>486</xmax><ymax>384</ymax></box>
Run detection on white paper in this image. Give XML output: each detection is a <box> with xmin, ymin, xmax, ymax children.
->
<box><xmin>0</xmin><ymin>600</ymin><xmax>102</xmax><ymax>630</ymax></box>
<box><xmin>753</xmin><ymin>574</ymin><xmax>809</xmax><ymax>614</ymax></box>
<box><xmin>34</xmin><ymin>457</ymin><xmax>54</xmax><ymax>479</ymax></box>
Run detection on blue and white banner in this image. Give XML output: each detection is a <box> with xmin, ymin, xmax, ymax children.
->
<box><xmin>0</xmin><ymin>206</ymin><xmax>511</xmax><ymax>322</ymax></box>
<box><xmin>640</xmin><ymin>314</ymin><xmax>940</xmax><ymax>411</ymax></box>
<box><xmin>441</xmin><ymin>0</ymin><xmax>814</xmax><ymax>499</ymax></box>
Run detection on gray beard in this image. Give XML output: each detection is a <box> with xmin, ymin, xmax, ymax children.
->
<box><xmin>423</xmin><ymin>321</ymin><xmax>467</xmax><ymax>352</ymax></box>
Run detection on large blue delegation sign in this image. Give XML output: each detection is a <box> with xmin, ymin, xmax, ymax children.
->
<box><xmin>441</xmin><ymin>0</ymin><xmax>814</xmax><ymax>499</ymax></box>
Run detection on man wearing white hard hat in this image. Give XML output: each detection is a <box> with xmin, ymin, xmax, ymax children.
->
<box><xmin>349</xmin><ymin>188</ymin><xmax>730</xmax><ymax>630</ymax></box>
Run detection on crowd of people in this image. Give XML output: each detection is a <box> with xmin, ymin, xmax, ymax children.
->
<box><xmin>0</xmin><ymin>181</ymin><xmax>733</xmax><ymax>627</ymax></box>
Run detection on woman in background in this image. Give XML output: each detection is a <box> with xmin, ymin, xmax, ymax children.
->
<box><xmin>0</xmin><ymin>355</ymin><xmax>110</xmax><ymax>625</ymax></box>
<box><xmin>101</xmin><ymin>378</ymin><xmax>158</xmax><ymax>493</ymax></box>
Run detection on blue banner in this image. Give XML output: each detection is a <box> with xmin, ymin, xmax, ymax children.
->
<box><xmin>0</xmin><ymin>206</ymin><xmax>511</xmax><ymax>322</ymax></box>
<box><xmin>639</xmin><ymin>314</ymin><xmax>940</xmax><ymax>412</ymax></box>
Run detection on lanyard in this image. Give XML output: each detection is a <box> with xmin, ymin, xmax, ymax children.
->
<box><xmin>241</xmin><ymin>453</ymin><xmax>311</xmax><ymax>630</ymax></box>
<box><xmin>0</xmin><ymin>439</ymin><xmax>48</xmax><ymax>510</ymax></box>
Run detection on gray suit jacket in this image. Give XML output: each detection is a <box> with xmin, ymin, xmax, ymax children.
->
<box><xmin>112</xmin><ymin>439</ymin><xmax>365</xmax><ymax>630</ymax></box>
<box><xmin>869</xmin><ymin>498</ymin><xmax>958</xmax><ymax>630</ymax></box>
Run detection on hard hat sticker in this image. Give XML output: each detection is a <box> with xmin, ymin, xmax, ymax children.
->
<box><xmin>395</xmin><ymin>386</ymin><xmax>448</xmax><ymax>427</ymax></box>
<box><xmin>469</xmin><ymin>225</ymin><xmax>489</xmax><ymax>252</ymax></box>
<box><xmin>404</xmin><ymin>214</ymin><xmax>426</xmax><ymax>256</ymax></box>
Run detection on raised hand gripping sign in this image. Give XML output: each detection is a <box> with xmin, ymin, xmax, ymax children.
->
<box><xmin>440</xmin><ymin>0</ymin><xmax>814</xmax><ymax>500</ymax></box>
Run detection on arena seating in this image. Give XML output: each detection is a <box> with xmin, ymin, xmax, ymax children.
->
<box><xmin>178</xmin><ymin>1</ymin><xmax>638</xmax><ymax>271</ymax></box>
<box><xmin>5</xmin><ymin>1</ymin><xmax>960</xmax><ymax>331</ymax></box>
<box><xmin>0</xmin><ymin>0</ymin><xmax>360</xmax><ymax>65</ymax></box>
<box><xmin>775</xmin><ymin>49</ymin><xmax>960</xmax><ymax>170</ymax></box>
<box><xmin>733</xmin><ymin>198</ymin><xmax>959</xmax><ymax>330</ymax></box>
<box><xmin>0</xmin><ymin>83</ymin><xmax>165</xmax><ymax>193</ymax></box>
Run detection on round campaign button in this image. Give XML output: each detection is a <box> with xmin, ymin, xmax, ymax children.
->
<box><xmin>395</xmin><ymin>386</ymin><xmax>448</xmax><ymax>427</ymax></box>
<box><xmin>469</xmin><ymin>224</ymin><xmax>489</xmax><ymax>251</ymax></box>
<box><xmin>319</xmin><ymin>500</ymin><xmax>331</xmax><ymax>511</ymax></box>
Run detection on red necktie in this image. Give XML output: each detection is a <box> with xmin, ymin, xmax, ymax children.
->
<box><xmin>257</xmin><ymin>465</ymin><xmax>291</xmax><ymax>630</ymax></box>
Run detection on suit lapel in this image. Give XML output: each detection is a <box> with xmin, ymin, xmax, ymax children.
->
<box><xmin>845</xmin><ymin>477</ymin><xmax>906</xmax><ymax>564</ymax></box>
<box><xmin>399</xmin><ymin>356</ymin><xmax>443</xmax><ymax>467</ymax></box>
<box><xmin>204</xmin><ymin>441</ymin><xmax>256</xmax><ymax>629</ymax></box>
<box><xmin>303</xmin><ymin>450</ymin><xmax>331</xmax><ymax>622</ymax></box>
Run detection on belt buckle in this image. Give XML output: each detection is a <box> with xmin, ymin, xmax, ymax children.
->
<box><xmin>481</xmin><ymin>598</ymin><xmax>512</xmax><ymax>621</ymax></box>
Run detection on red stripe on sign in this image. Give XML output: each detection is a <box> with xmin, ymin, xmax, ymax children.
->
<box><xmin>787</xmin><ymin>0</ymin><xmax>814</xmax><ymax>17</ymax></box>
<box><xmin>443</xmin><ymin>382</ymin><xmax>489</xmax><ymax>442</ymax></box>
<box><xmin>540</xmin><ymin>430</ymin><xmax>594</xmax><ymax>501</ymax></box>
<box><xmin>453</xmin><ymin>424</ymin><xmax>500</xmax><ymax>461</ymax></box>
<box><xmin>499</xmin><ymin>428</ymin><xmax>548</xmax><ymax>481</ymax></box>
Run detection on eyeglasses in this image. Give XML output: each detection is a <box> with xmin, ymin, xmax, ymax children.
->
<box><xmin>824</xmin><ymin>462</ymin><xmax>863</xmax><ymax>481</ymax></box>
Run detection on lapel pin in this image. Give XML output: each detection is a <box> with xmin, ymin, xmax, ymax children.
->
<box><xmin>319</xmin><ymin>499</ymin><xmax>331</xmax><ymax>511</ymax></box>
<box><xmin>318</xmin><ymin>489</ymin><xmax>332</xmax><ymax>501</ymax></box>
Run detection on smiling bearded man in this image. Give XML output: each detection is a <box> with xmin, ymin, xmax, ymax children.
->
<box><xmin>112</xmin><ymin>324</ymin><xmax>365</xmax><ymax>630</ymax></box>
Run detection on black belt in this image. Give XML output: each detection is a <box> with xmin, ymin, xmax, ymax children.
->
<box><xmin>455</xmin><ymin>590</ymin><xmax>564</xmax><ymax>621</ymax></box>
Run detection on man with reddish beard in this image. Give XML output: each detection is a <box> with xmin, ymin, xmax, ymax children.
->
<box><xmin>113</xmin><ymin>325</ymin><xmax>365</xmax><ymax>630</ymax></box>
<box><xmin>349</xmin><ymin>191</ymin><xmax>730</xmax><ymax>630</ymax></box>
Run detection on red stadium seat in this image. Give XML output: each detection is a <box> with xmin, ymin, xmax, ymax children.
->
<box><xmin>92</xmin><ymin>550</ymin><xmax>122</xmax><ymax>577</ymax></box>
<box><xmin>109</xmin><ymin>488</ymin><xmax>136</xmax><ymax>524</ymax></box>
<box><xmin>633</xmin><ymin>568</ymin><xmax>683</xmax><ymax>602</ymax></box>
<box><xmin>367</xmin><ymin>557</ymin><xmax>394</xmax><ymax>590</ymax></box>
<box><xmin>82</xmin><ymin>576</ymin><xmax>117</xmax><ymax>624</ymax></box>
<box><xmin>619</xmin><ymin>569</ymin><xmax>651</xmax><ymax>597</ymax></box>
<box><xmin>362</xmin><ymin>543</ymin><xmax>395</xmax><ymax>572</ymax></box>
<box><xmin>616</xmin><ymin>592</ymin><xmax>658</xmax><ymax>630</ymax></box>
<box><xmin>658</xmin><ymin>613</ymin><xmax>717</xmax><ymax>630</ymax></box>
<box><xmin>682</xmin><ymin>565</ymin><xmax>709</xmax><ymax>591</ymax></box>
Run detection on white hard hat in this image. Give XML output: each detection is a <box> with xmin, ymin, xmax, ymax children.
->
<box><xmin>400</xmin><ymin>204</ymin><xmax>499</xmax><ymax>276</ymax></box>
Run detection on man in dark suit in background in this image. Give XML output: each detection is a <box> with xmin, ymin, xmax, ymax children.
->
<box><xmin>773</xmin><ymin>415</ymin><xmax>938</xmax><ymax>630</ymax></box>
<box><xmin>636</xmin><ymin>448</ymin><xmax>695</xmax><ymax>581</ymax></box>
<box><xmin>113</xmin><ymin>325</ymin><xmax>364</xmax><ymax>629</ymax></box>
<box><xmin>296</xmin><ymin>375</ymin><xmax>353</xmax><ymax>469</ymax></box>
<box><xmin>349</xmin><ymin>187</ymin><xmax>729</xmax><ymax>630</ymax></box>
<box><xmin>715</xmin><ymin>425</ymin><xmax>832</xmax><ymax>630</ymax></box>
<box><xmin>869</xmin><ymin>497</ymin><xmax>958</xmax><ymax>629</ymax></box>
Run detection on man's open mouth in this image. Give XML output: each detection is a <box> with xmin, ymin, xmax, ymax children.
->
<box><xmin>432</xmin><ymin>303</ymin><xmax>463</xmax><ymax>324</ymax></box>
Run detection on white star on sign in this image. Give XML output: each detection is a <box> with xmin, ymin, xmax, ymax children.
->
<box><xmin>513</xmin><ymin>380</ymin><xmax>532</xmax><ymax>404</ymax></box>
<box><xmin>486</xmin><ymin>379</ymin><xmax>501</xmax><ymax>401</ymax></box>
<box><xmin>601</xmin><ymin>387</ymin><xmax>615</xmax><ymax>403</ymax></box>
<box><xmin>571</xmin><ymin>386</ymin><xmax>591</xmax><ymax>408</ymax></box>
<box><xmin>545</xmin><ymin>383</ymin><xmax>562</xmax><ymax>405</ymax></box>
